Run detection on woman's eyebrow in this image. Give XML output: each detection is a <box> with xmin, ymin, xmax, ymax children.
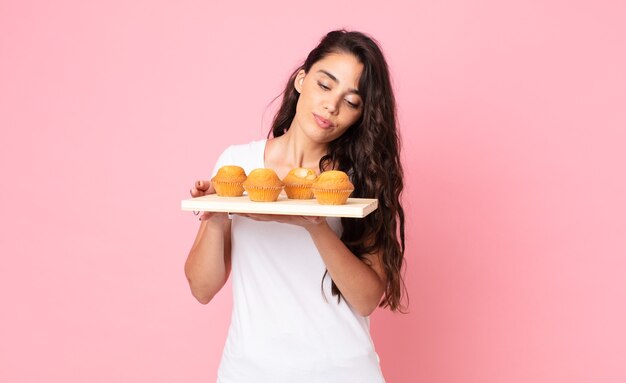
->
<box><xmin>316</xmin><ymin>69</ymin><xmax>360</xmax><ymax>94</ymax></box>
<box><xmin>317</xmin><ymin>69</ymin><xmax>338</xmax><ymax>82</ymax></box>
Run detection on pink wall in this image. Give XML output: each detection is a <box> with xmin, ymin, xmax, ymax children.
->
<box><xmin>1</xmin><ymin>1</ymin><xmax>624</xmax><ymax>382</ymax></box>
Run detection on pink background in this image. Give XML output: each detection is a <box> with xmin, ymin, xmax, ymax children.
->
<box><xmin>1</xmin><ymin>1</ymin><xmax>625</xmax><ymax>382</ymax></box>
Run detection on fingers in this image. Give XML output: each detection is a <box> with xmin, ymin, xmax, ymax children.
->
<box><xmin>206</xmin><ymin>182</ymin><xmax>216</xmax><ymax>194</ymax></box>
<box><xmin>196</xmin><ymin>180</ymin><xmax>211</xmax><ymax>191</ymax></box>
<box><xmin>301</xmin><ymin>215</ymin><xmax>323</xmax><ymax>224</ymax></box>
<box><xmin>190</xmin><ymin>187</ymin><xmax>202</xmax><ymax>197</ymax></box>
<box><xmin>190</xmin><ymin>180</ymin><xmax>213</xmax><ymax>197</ymax></box>
<box><xmin>234</xmin><ymin>213</ymin><xmax>290</xmax><ymax>223</ymax></box>
<box><xmin>232</xmin><ymin>213</ymin><xmax>264</xmax><ymax>222</ymax></box>
<box><xmin>234</xmin><ymin>213</ymin><xmax>324</xmax><ymax>227</ymax></box>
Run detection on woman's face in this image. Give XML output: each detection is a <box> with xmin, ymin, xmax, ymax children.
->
<box><xmin>292</xmin><ymin>52</ymin><xmax>364</xmax><ymax>144</ymax></box>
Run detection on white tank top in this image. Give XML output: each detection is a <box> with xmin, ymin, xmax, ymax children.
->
<box><xmin>212</xmin><ymin>140</ymin><xmax>385</xmax><ymax>383</ymax></box>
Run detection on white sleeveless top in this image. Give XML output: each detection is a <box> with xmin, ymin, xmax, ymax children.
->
<box><xmin>212</xmin><ymin>140</ymin><xmax>385</xmax><ymax>383</ymax></box>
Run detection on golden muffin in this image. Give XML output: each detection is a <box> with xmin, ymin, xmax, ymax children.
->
<box><xmin>211</xmin><ymin>165</ymin><xmax>247</xmax><ymax>196</ymax></box>
<box><xmin>311</xmin><ymin>170</ymin><xmax>355</xmax><ymax>205</ymax></box>
<box><xmin>243</xmin><ymin>168</ymin><xmax>285</xmax><ymax>202</ymax></box>
<box><xmin>283</xmin><ymin>167</ymin><xmax>317</xmax><ymax>199</ymax></box>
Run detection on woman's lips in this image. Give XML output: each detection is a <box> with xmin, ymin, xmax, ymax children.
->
<box><xmin>313</xmin><ymin>113</ymin><xmax>334</xmax><ymax>129</ymax></box>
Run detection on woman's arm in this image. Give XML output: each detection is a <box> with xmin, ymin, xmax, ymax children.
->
<box><xmin>235</xmin><ymin>213</ymin><xmax>386</xmax><ymax>316</ymax></box>
<box><xmin>184</xmin><ymin>216</ymin><xmax>232</xmax><ymax>304</ymax></box>
<box><xmin>184</xmin><ymin>180</ymin><xmax>232</xmax><ymax>304</ymax></box>
<box><xmin>306</xmin><ymin>220</ymin><xmax>386</xmax><ymax>317</ymax></box>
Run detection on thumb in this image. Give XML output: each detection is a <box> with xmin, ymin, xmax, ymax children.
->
<box><xmin>196</xmin><ymin>180</ymin><xmax>215</xmax><ymax>194</ymax></box>
<box><xmin>302</xmin><ymin>215</ymin><xmax>323</xmax><ymax>224</ymax></box>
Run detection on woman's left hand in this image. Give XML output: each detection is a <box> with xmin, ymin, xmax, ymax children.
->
<box><xmin>234</xmin><ymin>213</ymin><xmax>326</xmax><ymax>231</ymax></box>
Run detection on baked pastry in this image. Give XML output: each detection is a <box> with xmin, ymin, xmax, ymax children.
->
<box><xmin>211</xmin><ymin>165</ymin><xmax>247</xmax><ymax>196</ymax></box>
<box><xmin>311</xmin><ymin>170</ymin><xmax>354</xmax><ymax>205</ymax></box>
<box><xmin>283</xmin><ymin>167</ymin><xmax>317</xmax><ymax>199</ymax></box>
<box><xmin>243</xmin><ymin>168</ymin><xmax>284</xmax><ymax>202</ymax></box>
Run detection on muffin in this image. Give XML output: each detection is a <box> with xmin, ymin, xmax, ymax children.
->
<box><xmin>211</xmin><ymin>165</ymin><xmax>247</xmax><ymax>196</ymax></box>
<box><xmin>311</xmin><ymin>170</ymin><xmax>354</xmax><ymax>205</ymax></box>
<box><xmin>283</xmin><ymin>167</ymin><xmax>317</xmax><ymax>199</ymax></box>
<box><xmin>243</xmin><ymin>168</ymin><xmax>285</xmax><ymax>202</ymax></box>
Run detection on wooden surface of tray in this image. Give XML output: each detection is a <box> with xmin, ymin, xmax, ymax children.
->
<box><xmin>181</xmin><ymin>194</ymin><xmax>378</xmax><ymax>218</ymax></box>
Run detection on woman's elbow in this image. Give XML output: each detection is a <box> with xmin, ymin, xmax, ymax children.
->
<box><xmin>356</xmin><ymin>303</ymin><xmax>378</xmax><ymax>317</ymax></box>
<box><xmin>193</xmin><ymin>290</ymin><xmax>214</xmax><ymax>305</ymax></box>
<box><xmin>355</xmin><ymin>289</ymin><xmax>385</xmax><ymax>316</ymax></box>
<box><xmin>185</xmin><ymin>273</ymin><xmax>217</xmax><ymax>304</ymax></box>
<box><xmin>189</xmin><ymin>283</ymin><xmax>216</xmax><ymax>305</ymax></box>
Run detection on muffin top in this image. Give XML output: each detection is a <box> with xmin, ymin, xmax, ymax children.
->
<box><xmin>212</xmin><ymin>165</ymin><xmax>247</xmax><ymax>183</ymax></box>
<box><xmin>243</xmin><ymin>168</ymin><xmax>284</xmax><ymax>188</ymax></box>
<box><xmin>283</xmin><ymin>167</ymin><xmax>317</xmax><ymax>185</ymax></box>
<box><xmin>312</xmin><ymin>170</ymin><xmax>354</xmax><ymax>191</ymax></box>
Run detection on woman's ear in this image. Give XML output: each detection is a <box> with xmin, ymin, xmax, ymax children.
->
<box><xmin>294</xmin><ymin>70</ymin><xmax>306</xmax><ymax>93</ymax></box>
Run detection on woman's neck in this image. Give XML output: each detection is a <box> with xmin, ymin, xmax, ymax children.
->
<box><xmin>264</xmin><ymin>128</ymin><xmax>327</xmax><ymax>178</ymax></box>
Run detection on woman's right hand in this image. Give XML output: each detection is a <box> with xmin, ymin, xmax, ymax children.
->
<box><xmin>190</xmin><ymin>180</ymin><xmax>213</xmax><ymax>198</ymax></box>
<box><xmin>190</xmin><ymin>180</ymin><xmax>229</xmax><ymax>223</ymax></box>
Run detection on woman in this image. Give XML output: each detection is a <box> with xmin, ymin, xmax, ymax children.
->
<box><xmin>185</xmin><ymin>30</ymin><xmax>406</xmax><ymax>383</ymax></box>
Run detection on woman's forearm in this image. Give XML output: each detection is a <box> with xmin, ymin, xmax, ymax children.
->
<box><xmin>184</xmin><ymin>219</ymin><xmax>232</xmax><ymax>304</ymax></box>
<box><xmin>306</xmin><ymin>222</ymin><xmax>385</xmax><ymax>316</ymax></box>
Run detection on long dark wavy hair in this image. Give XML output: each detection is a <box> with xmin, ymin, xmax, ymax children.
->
<box><xmin>269</xmin><ymin>30</ymin><xmax>407</xmax><ymax>312</ymax></box>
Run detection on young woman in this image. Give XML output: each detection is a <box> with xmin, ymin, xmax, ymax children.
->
<box><xmin>185</xmin><ymin>30</ymin><xmax>406</xmax><ymax>383</ymax></box>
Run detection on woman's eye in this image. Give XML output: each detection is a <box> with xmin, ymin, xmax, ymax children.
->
<box><xmin>317</xmin><ymin>82</ymin><xmax>330</xmax><ymax>90</ymax></box>
<box><xmin>345</xmin><ymin>100</ymin><xmax>360</xmax><ymax>109</ymax></box>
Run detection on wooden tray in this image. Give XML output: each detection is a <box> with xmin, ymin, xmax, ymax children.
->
<box><xmin>181</xmin><ymin>194</ymin><xmax>378</xmax><ymax>218</ymax></box>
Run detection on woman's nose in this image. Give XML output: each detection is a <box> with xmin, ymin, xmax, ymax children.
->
<box><xmin>323</xmin><ymin>95</ymin><xmax>340</xmax><ymax>114</ymax></box>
